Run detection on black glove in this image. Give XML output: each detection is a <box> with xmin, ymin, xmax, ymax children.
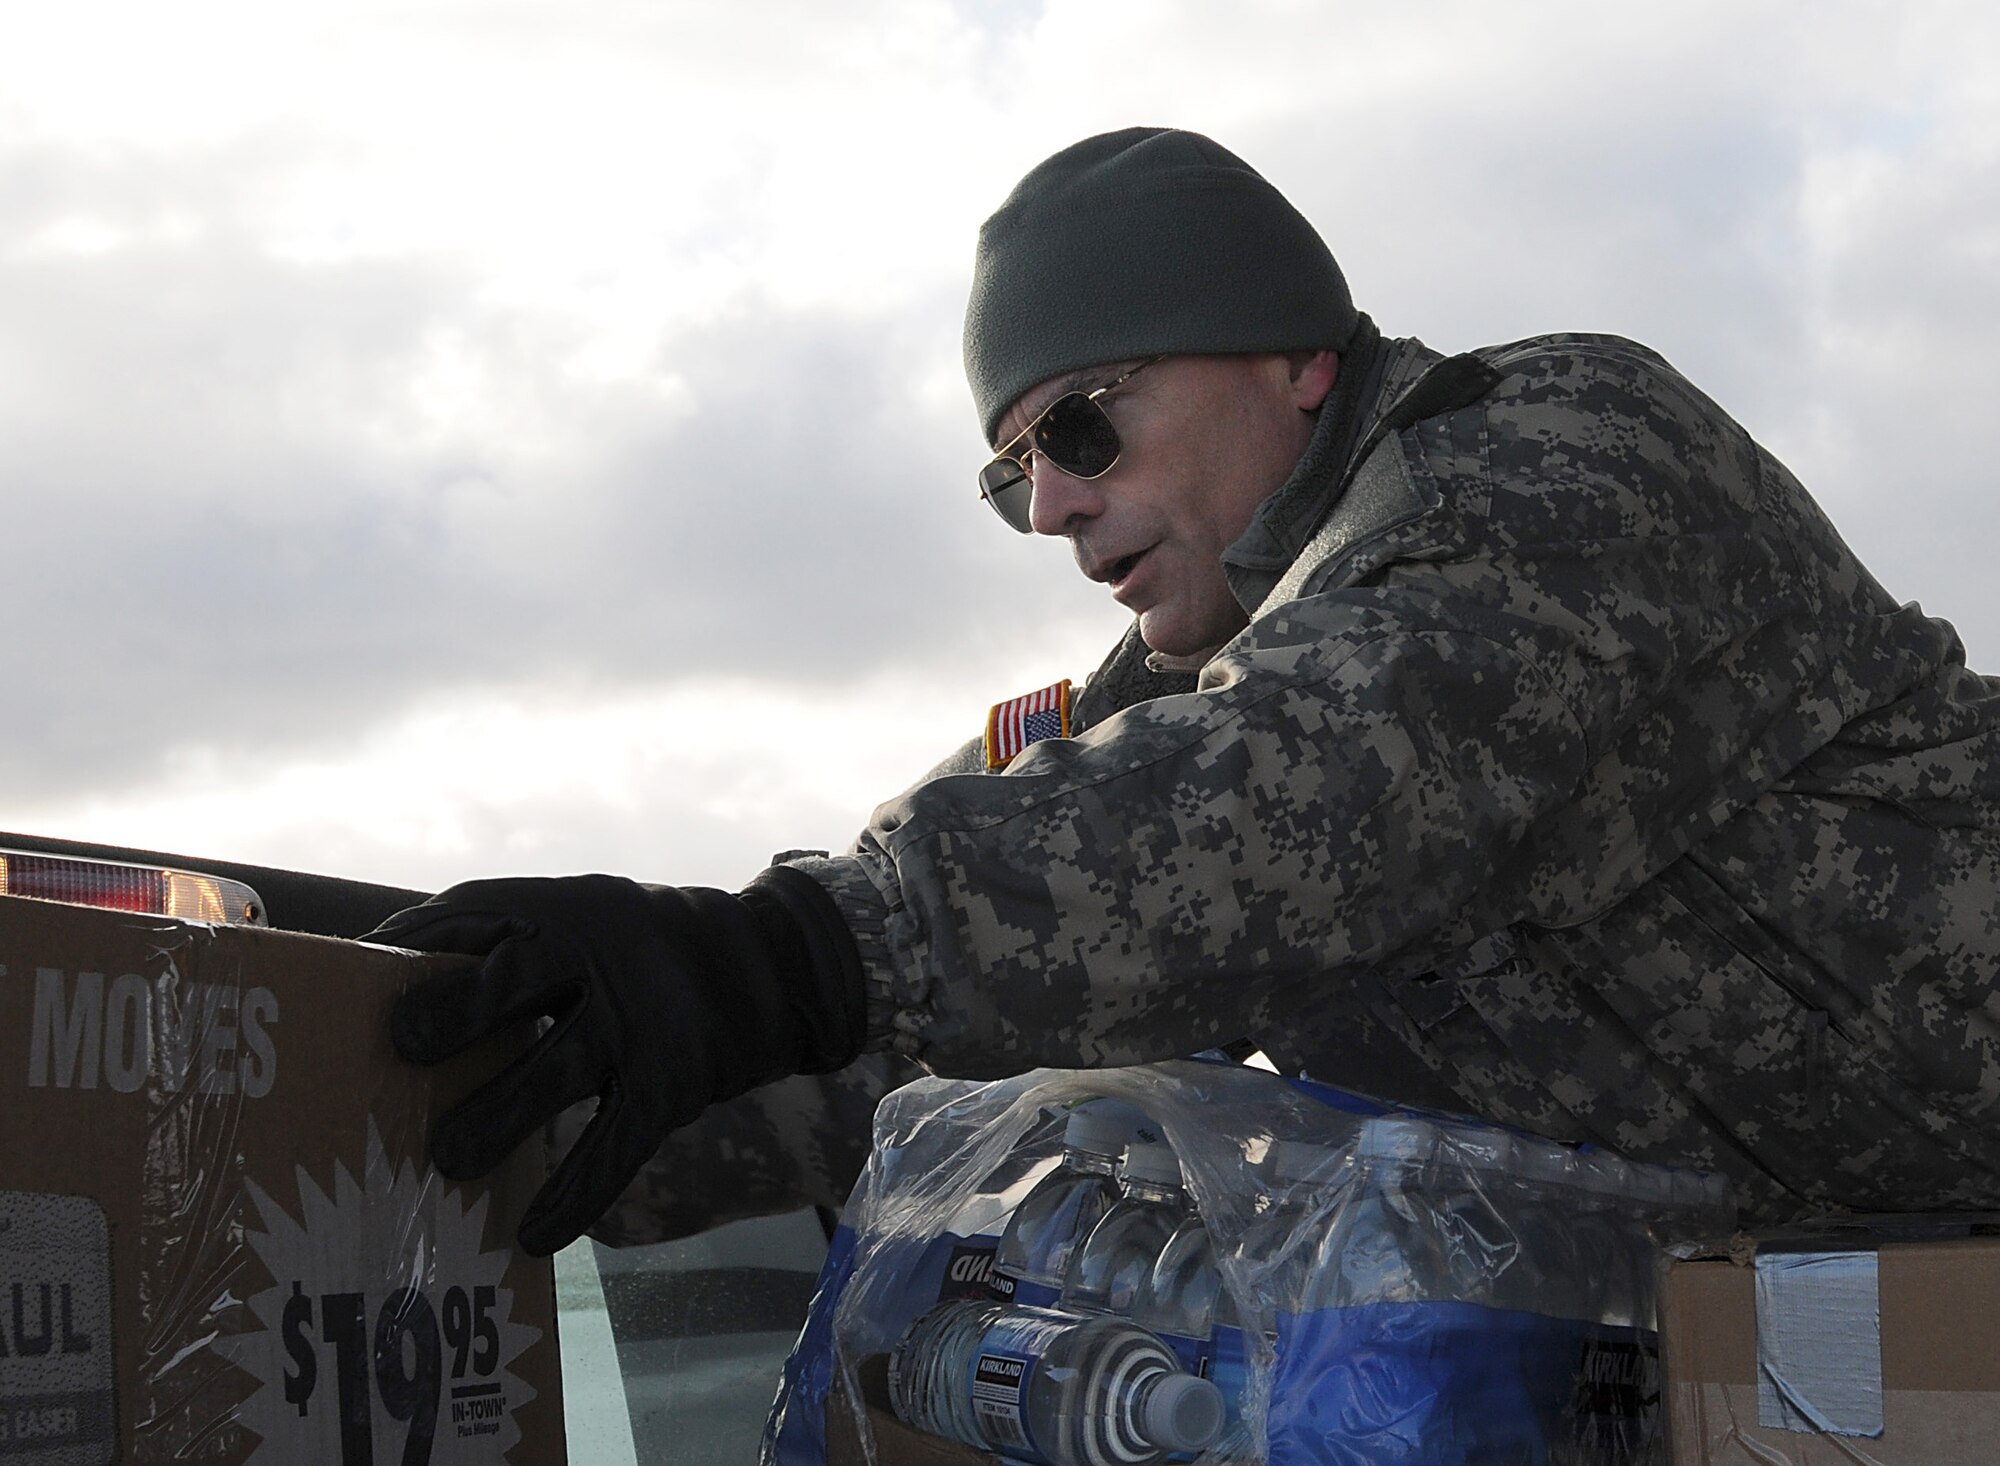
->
<box><xmin>367</xmin><ymin>866</ymin><xmax>866</xmax><ymax>1256</ymax></box>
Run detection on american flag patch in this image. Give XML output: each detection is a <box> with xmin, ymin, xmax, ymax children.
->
<box><xmin>985</xmin><ymin>679</ymin><xmax>1073</xmax><ymax>769</ymax></box>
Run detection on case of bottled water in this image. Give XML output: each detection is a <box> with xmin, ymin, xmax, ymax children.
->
<box><xmin>764</xmin><ymin>1060</ymin><xmax>1734</xmax><ymax>1465</ymax></box>
<box><xmin>991</xmin><ymin>1099</ymin><xmax>1155</xmax><ymax>1308</ymax></box>
<box><xmin>1061</xmin><ymin>1139</ymin><xmax>1191</xmax><ymax>1316</ymax></box>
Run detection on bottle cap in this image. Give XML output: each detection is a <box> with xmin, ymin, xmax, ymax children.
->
<box><xmin>1141</xmin><ymin>1371</ymin><xmax>1225</xmax><ymax>1451</ymax></box>
<box><xmin>1064</xmin><ymin>1098</ymin><xmax>1152</xmax><ymax>1156</ymax></box>
<box><xmin>1121</xmin><ymin>1140</ymin><xmax>1183</xmax><ymax>1187</ymax></box>
<box><xmin>1268</xmin><ymin>1139</ymin><xmax>1336</xmax><ymax>1184</ymax></box>
<box><xmin>1353</xmin><ymin>1115</ymin><xmax>1432</xmax><ymax>1165</ymax></box>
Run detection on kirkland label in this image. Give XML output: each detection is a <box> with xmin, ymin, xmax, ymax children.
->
<box><xmin>1570</xmin><ymin>1335</ymin><xmax>1658</xmax><ymax>1420</ymax></box>
<box><xmin>1000</xmin><ymin>1277</ymin><xmax>1064</xmax><ymax>1310</ymax></box>
<box><xmin>939</xmin><ymin>1243</ymin><xmax>998</xmax><ymax>1301</ymax></box>
<box><xmin>237</xmin><ymin>1123</ymin><xmax>541</xmax><ymax>1465</ymax></box>
<box><xmin>970</xmin><ymin>1351</ymin><xmax>1032</xmax><ymax>1456</ymax></box>
<box><xmin>1567</xmin><ymin>1333</ymin><xmax>1661</xmax><ymax>1461</ymax></box>
<box><xmin>0</xmin><ymin>1193</ymin><xmax>115</xmax><ymax>1466</ymax></box>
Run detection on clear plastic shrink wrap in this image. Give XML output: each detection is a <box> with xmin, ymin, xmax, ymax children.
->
<box><xmin>764</xmin><ymin>1060</ymin><xmax>1734</xmax><ymax>1466</ymax></box>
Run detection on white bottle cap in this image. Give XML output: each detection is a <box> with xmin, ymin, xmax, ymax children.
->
<box><xmin>1065</xmin><ymin>1099</ymin><xmax>1148</xmax><ymax>1157</ymax></box>
<box><xmin>1353</xmin><ymin>1116</ymin><xmax>1431</xmax><ymax>1165</ymax></box>
<box><xmin>1268</xmin><ymin>1139</ymin><xmax>1336</xmax><ymax>1184</ymax></box>
<box><xmin>1142</xmin><ymin>1372</ymin><xmax>1225</xmax><ymax>1451</ymax></box>
<box><xmin>1122</xmin><ymin>1140</ymin><xmax>1183</xmax><ymax>1188</ymax></box>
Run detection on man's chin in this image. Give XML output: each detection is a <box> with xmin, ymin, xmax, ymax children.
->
<box><xmin>1136</xmin><ymin>613</ymin><xmax>1211</xmax><ymax>666</ymax></box>
<box><xmin>1137</xmin><ymin>602</ymin><xmax>1247</xmax><ymax>666</ymax></box>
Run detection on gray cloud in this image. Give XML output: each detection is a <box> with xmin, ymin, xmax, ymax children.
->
<box><xmin>7</xmin><ymin>6</ymin><xmax>2000</xmax><ymax>860</ymax></box>
<box><xmin>0</xmin><ymin>137</ymin><xmax>1095</xmax><ymax>807</ymax></box>
<box><xmin>1246</xmin><ymin>68</ymin><xmax>2000</xmax><ymax>657</ymax></box>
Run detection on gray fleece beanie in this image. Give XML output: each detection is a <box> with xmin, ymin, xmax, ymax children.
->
<box><xmin>963</xmin><ymin>127</ymin><xmax>1360</xmax><ymax>443</ymax></box>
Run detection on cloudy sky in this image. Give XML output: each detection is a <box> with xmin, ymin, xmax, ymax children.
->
<box><xmin>5</xmin><ymin>0</ymin><xmax>1996</xmax><ymax>894</ymax></box>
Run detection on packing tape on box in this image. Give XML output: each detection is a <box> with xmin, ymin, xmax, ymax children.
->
<box><xmin>1754</xmin><ymin>1248</ymin><xmax>1884</xmax><ymax>1437</ymax></box>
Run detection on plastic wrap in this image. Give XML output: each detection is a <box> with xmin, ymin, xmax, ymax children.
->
<box><xmin>765</xmin><ymin>1060</ymin><xmax>1735</xmax><ymax>1466</ymax></box>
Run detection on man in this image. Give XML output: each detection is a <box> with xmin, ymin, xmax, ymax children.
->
<box><xmin>373</xmin><ymin>128</ymin><xmax>2000</xmax><ymax>1257</ymax></box>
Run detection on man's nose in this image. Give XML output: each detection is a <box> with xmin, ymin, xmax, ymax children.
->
<box><xmin>1027</xmin><ymin>460</ymin><xmax>1106</xmax><ymax>536</ymax></box>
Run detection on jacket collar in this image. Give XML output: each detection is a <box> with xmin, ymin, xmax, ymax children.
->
<box><xmin>1221</xmin><ymin>322</ymin><xmax>1443</xmax><ymax>616</ymax></box>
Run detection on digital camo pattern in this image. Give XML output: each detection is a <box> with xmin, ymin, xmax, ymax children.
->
<box><xmin>789</xmin><ymin>331</ymin><xmax>2000</xmax><ymax>1227</ymax></box>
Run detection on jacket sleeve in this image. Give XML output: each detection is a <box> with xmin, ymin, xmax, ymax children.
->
<box><xmin>793</xmin><ymin>338</ymin><xmax>1870</xmax><ymax>1080</ymax></box>
<box><xmin>799</xmin><ymin>604</ymin><xmax>1598</xmax><ymax>1077</ymax></box>
<box><xmin>574</xmin><ymin>730</ymin><xmax>997</xmax><ymax>1243</ymax></box>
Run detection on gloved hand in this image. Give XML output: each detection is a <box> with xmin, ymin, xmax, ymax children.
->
<box><xmin>367</xmin><ymin>866</ymin><xmax>866</xmax><ymax>1256</ymax></box>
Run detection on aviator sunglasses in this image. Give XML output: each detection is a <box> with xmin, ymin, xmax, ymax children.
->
<box><xmin>976</xmin><ymin>356</ymin><xmax>1165</xmax><ymax>533</ymax></box>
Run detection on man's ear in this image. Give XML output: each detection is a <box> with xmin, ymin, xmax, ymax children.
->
<box><xmin>1288</xmin><ymin>349</ymin><xmax>1340</xmax><ymax>411</ymax></box>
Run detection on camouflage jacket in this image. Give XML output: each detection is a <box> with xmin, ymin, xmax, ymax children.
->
<box><xmin>593</xmin><ymin>327</ymin><xmax>2000</xmax><ymax>1241</ymax></box>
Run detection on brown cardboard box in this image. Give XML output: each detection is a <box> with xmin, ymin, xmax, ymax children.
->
<box><xmin>0</xmin><ymin>893</ymin><xmax>565</xmax><ymax>1465</ymax></box>
<box><xmin>1662</xmin><ymin>1219</ymin><xmax>2000</xmax><ymax>1464</ymax></box>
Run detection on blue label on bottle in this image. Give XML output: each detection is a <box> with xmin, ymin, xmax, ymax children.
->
<box><xmin>939</xmin><ymin>1239</ymin><xmax>999</xmax><ymax>1301</ymax></box>
<box><xmin>1208</xmin><ymin>1321</ymin><xmax>1249</xmax><ymax>1404</ymax></box>
<box><xmin>1006</xmin><ymin>1278</ymin><xmax>1063</xmax><ymax>1310</ymax></box>
<box><xmin>964</xmin><ymin>1313</ymin><xmax>1073</xmax><ymax>1466</ymax></box>
<box><xmin>1155</xmin><ymin>1326</ymin><xmax>1207</xmax><ymax>1378</ymax></box>
<box><xmin>1568</xmin><ymin>1332</ymin><xmax>1661</xmax><ymax>1456</ymax></box>
<box><xmin>969</xmin><ymin>1347</ymin><xmax>1038</xmax><ymax>1458</ymax></box>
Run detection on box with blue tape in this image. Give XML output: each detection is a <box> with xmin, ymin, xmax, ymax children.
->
<box><xmin>1662</xmin><ymin>1216</ymin><xmax>2000</xmax><ymax>1463</ymax></box>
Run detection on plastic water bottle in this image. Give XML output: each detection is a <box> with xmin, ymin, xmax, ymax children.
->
<box><xmin>1135</xmin><ymin>1213</ymin><xmax>1258</xmax><ymax>1444</ymax></box>
<box><xmin>922</xmin><ymin>1144</ymin><xmax>1050</xmax><ymax>1306</ymax></box>
<box><xmin>888</xmin><ymin>1301</ymin><xmax>1225</xmax><ymax>1466</ymax></box>
<box><xmin>1062</xmin><ymin>1141</ymin><xmax>1189</xmax><ymax>1316</ymax></box>
<box><xmin>1235</xmin><ymin>1139</ymin><xmax>1341</xmax><ymax>1319</ymax></box>
<box><xmin>991</xmin><ymin>1100</ymin><xmax>1144</xmax><ymax>1308</ymax></box>
<box><xmin>1310</xmin><ymin>1118</ymin><xmax>1426</xmax><ymax>1308</ymax></box>
<box><xmin>1570</xmin><ymin>1195</ymin><xmax>1642</xmax><ymax>1327</ymax></box>
<box><xmin>1136</xmin><ymin>1212</ymin><xmax>1222</xmax><ymax>1375</ymax></box>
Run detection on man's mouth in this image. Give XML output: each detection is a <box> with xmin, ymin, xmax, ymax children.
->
<box><xmin>1101</xmin><ymin>548</ymin><xmax>1148</xmax><ymax>586</ymax></box>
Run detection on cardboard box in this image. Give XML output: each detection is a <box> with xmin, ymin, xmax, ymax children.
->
<box><xmin>0</xmin><ymin>892</ymin><xmax>565</xmax><ymax>1465</ymax></box>
<box><xmin>1662</xmin><ymin>1218</ymin><xmax>2000</xmax><ymax>1464</ymax></box>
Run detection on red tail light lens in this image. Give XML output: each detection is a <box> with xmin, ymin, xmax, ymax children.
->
<box><xmin>0</xmin><ymin>850</ymin><xmax>266</xmax><ymax>926</ymax></box>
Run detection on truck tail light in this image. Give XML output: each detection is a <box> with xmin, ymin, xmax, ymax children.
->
<box><xmin>0</xmin><ymin>849</ymin><xmax>267</xmax><ymax>926</ymax></box>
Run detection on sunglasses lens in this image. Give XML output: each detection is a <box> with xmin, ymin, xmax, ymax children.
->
<box><xmin>1034</xmin><ymin>393</ymin><xmax>1121</xmax><ymax>478</ymax></box>
<box><xmin>977</xmin><ymin>457</ymin><xmax>1034</xmax><ymax>533</ymax></box>
<box><xmin>976</xmin><ymin>386</ymin><xmax>1127</xmax><ymax>534</ymax></box>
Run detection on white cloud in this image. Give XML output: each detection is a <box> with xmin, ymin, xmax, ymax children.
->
<box><xmin>5</xmin><ymin>0</ymin><xmax>1998</xmax><ymax>887</ymax></box>
<box><xmin>16</xmin><ymin>634</ymin><xmax>1118</xmax><ymax>892</ymax></box>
